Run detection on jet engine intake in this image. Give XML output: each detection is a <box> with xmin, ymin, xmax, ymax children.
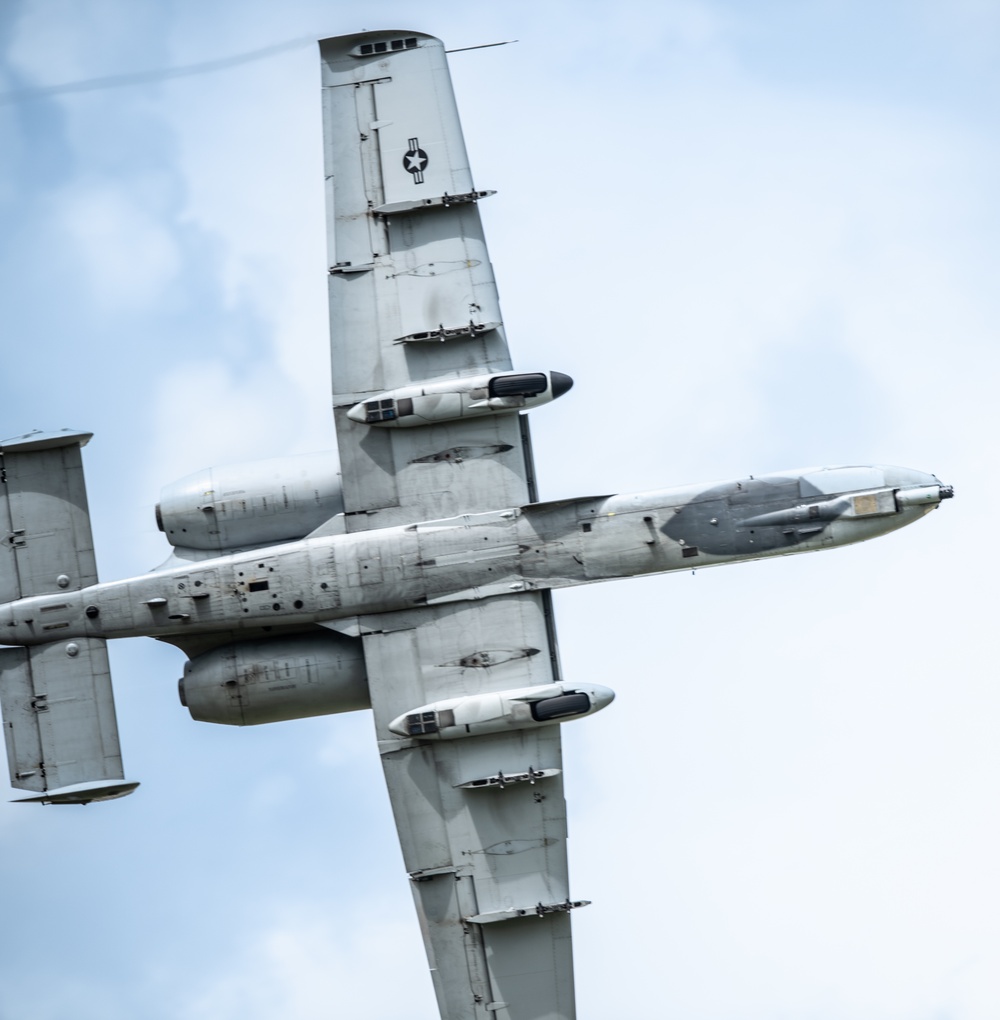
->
<box><xmin>178</xmin><ymin>632</ymin><xmax>368</xmax><ymax>726</ymax></box>
<box><xmin>156</xmin><ymin>451</ymin><xmax>343</xmax><ymax>553</ymax></box>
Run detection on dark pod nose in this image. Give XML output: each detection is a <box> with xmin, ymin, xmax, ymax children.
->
<box><xmin>550</xmin><ymin>372</ymin><xmax>574</xmax><ymax>398</ymax></box>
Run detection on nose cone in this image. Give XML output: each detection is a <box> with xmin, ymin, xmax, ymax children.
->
<box><xmin>550</xmin><ymin>371</ymin><xmax>573</xmax><ymax>399</ymax></box>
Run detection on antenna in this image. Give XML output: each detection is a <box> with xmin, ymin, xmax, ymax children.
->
<box><xmin>446</xmin><ymin>40</ymin><xmax>518</xmax><ymax>54</ymax></box>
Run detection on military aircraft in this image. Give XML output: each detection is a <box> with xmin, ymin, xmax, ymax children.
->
<box><xmin>0</xmin><ymin>29</ymin><xmax>952</xmax><ymax>1020</ymax></box>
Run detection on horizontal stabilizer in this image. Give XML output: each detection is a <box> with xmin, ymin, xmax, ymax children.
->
<box><xmin>1</xmin><ymin>637</ymin><xmax>129</xmax><ymax>795</ymax></box>
<box><xmin>0</xmin><ymin>429</ymin><xmax>98</xmax><ymax>603</ymax></box>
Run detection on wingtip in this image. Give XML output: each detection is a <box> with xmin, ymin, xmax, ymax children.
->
<box><xmin>12</xmin><ymin>780</ymin><xmax>140</xmax><ymax>806</ymax></box>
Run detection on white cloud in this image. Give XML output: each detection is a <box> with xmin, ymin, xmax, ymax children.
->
<box><xmin>179</xmin><ymin>902</ymin><xmax>434</xmax><ymax>1020</ymax></box>
<box><xmin>54</xmin><ymin>185</ymin><xmax>181</xmax><ymax>311</ymax></box>
<box><xmin>144</xmin><ymin>358</ymin><xmax>311</xmax><ymax>488</ymax></box>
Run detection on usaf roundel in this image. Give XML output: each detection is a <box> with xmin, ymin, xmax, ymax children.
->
<box><xmin>403</xmin><ymin>136</ymin><xmax>428</xmax><ymax>184</ymax></box>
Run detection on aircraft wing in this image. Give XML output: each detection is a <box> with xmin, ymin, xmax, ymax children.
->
<box><xmin>345</xmin><ymin>595</ymin><xmax>577</xmax><ymax>1018</ymax></box>
<box><xmin>320</xmin><ymin>32</ymin><xmax>581</xmax><ymax>1018</ymax></box>
<box><xmin>321</xmin><ymin>30</ymin><xmax>536</xmax><ymax>530</ymax></box>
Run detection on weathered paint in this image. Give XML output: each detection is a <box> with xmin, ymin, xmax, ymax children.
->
<box><xmin>0</xmin><ymin>465</ymin><xmax>950</xmax><ymax>649</ymax></box>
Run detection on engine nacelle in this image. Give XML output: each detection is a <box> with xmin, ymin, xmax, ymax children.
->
<box><xmin>178</xmin><ymin>632</ymin><xmax>369</xmax><ymax>726</ymax></box>
<box><xmin>156</xmin><ymin>451</ymin><xmax>343</xmax><ymax>553</ymax></box>
<box><xmin>389</xmin><ymin>682</ymin><xmax>615</xmax><ymax>739</ymax></box>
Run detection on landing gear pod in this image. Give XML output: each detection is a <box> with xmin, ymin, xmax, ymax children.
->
<box><xmin>388</xmin><ymin>682</ymin><xmax>614</xmax><ymax>740</ymax></box>
<box><xmin>347</xmin><ymin>370</ymin><xmax>573</xmax><ymax>428</ymax></box>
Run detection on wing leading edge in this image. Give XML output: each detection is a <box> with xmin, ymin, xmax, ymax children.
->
<box><xmin>321</xmin><ymin>31</ymin><xmax>583</xmax><ymax>1019</ymax></box>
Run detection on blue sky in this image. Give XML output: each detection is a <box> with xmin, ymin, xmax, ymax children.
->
<box><xmin>1</xmin><ymin>2</ymin><xmax>998</xmax><ymax>1018</ymax></box>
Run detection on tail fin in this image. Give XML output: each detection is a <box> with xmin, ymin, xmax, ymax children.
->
<box><xmin>0</xmin><ymin>431</ymin><xmax>135</xmax><ymax>802</ymax></box>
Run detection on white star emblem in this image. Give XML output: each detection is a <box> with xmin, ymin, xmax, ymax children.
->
<box><xmin>405</xmin><ymin>150</ymin><xmax>428</xmax><ymax>171</ymax></box>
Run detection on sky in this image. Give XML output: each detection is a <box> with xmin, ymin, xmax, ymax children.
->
<box><xmin>0</xmin><ymin>1</ymin><xmax>998</xmax><ymax>1018</ymax></box>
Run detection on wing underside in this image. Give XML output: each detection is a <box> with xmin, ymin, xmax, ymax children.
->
<box><xmin>321</xmin><ymin>30</ymin><xmax>534</xmax><ymax>531</ymax></box>
<box><xmin>357</xmin><ymin>594</ymin><xmax>577</xmax><ymax>1019</ymax></box>
<box><xmin>321</xmin><ymin>32</ymin><xmax>581</xmax><ymax>1019</ymax></box>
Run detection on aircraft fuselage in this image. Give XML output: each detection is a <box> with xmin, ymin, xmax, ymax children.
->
<box><xmin>0</xmin><ymin>465</ymin><xmax>949</xmax><ymax>648</ymax></box>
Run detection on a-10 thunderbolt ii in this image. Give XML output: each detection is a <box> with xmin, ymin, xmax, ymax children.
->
<box><xmin>0</xmin><ymin>29</ymin><xmax>952</xmax><ymax>1020</ymax></box>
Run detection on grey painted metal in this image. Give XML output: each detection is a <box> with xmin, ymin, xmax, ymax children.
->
<box><xmin>155</xmin><ymin>450</ymin><xmax>344</xmax><ymax>557</ymax></box>
<box><xmin>0</xmin><ymin>637</ymin><xmax>124</xmax><ymax>793</ymax></box>
<box><xmin>0</xmin><ymin>430</ymin><xmax>98</xmax><ymax>603</ymax></box>
<box><xmin>0</xmin><ymin>430</ymin><xmax>128</xmax><ymax>798</ymax></box>
<box><xmin>179</xmin><ymin>631</ymin><xmax>368</xmax><ymax>726</ymax></box>
<box><xmin>0</xmin><ymin>466</ymin><xmax>950</xmax><ymax>651</ymax></box>
<box><xmin>320</xmin><ymin>36</ymin><xmax>581</xmax><ymax>1012</ymax></box>
<box><xmin>360</xmin><ymin>596</ymin><xmax>576</xmax><ymax>1020</ymax></box>
<box><xmin>320</xmin><ymin>32</ymin><xmax>534</xmax><ymax>533</ymax></box>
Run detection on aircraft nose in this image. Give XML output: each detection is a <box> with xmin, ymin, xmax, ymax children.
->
<box><xmin>881</xmin><ymin>467</ymin><xmax>954</xmax><ymax>509</ymax></box>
